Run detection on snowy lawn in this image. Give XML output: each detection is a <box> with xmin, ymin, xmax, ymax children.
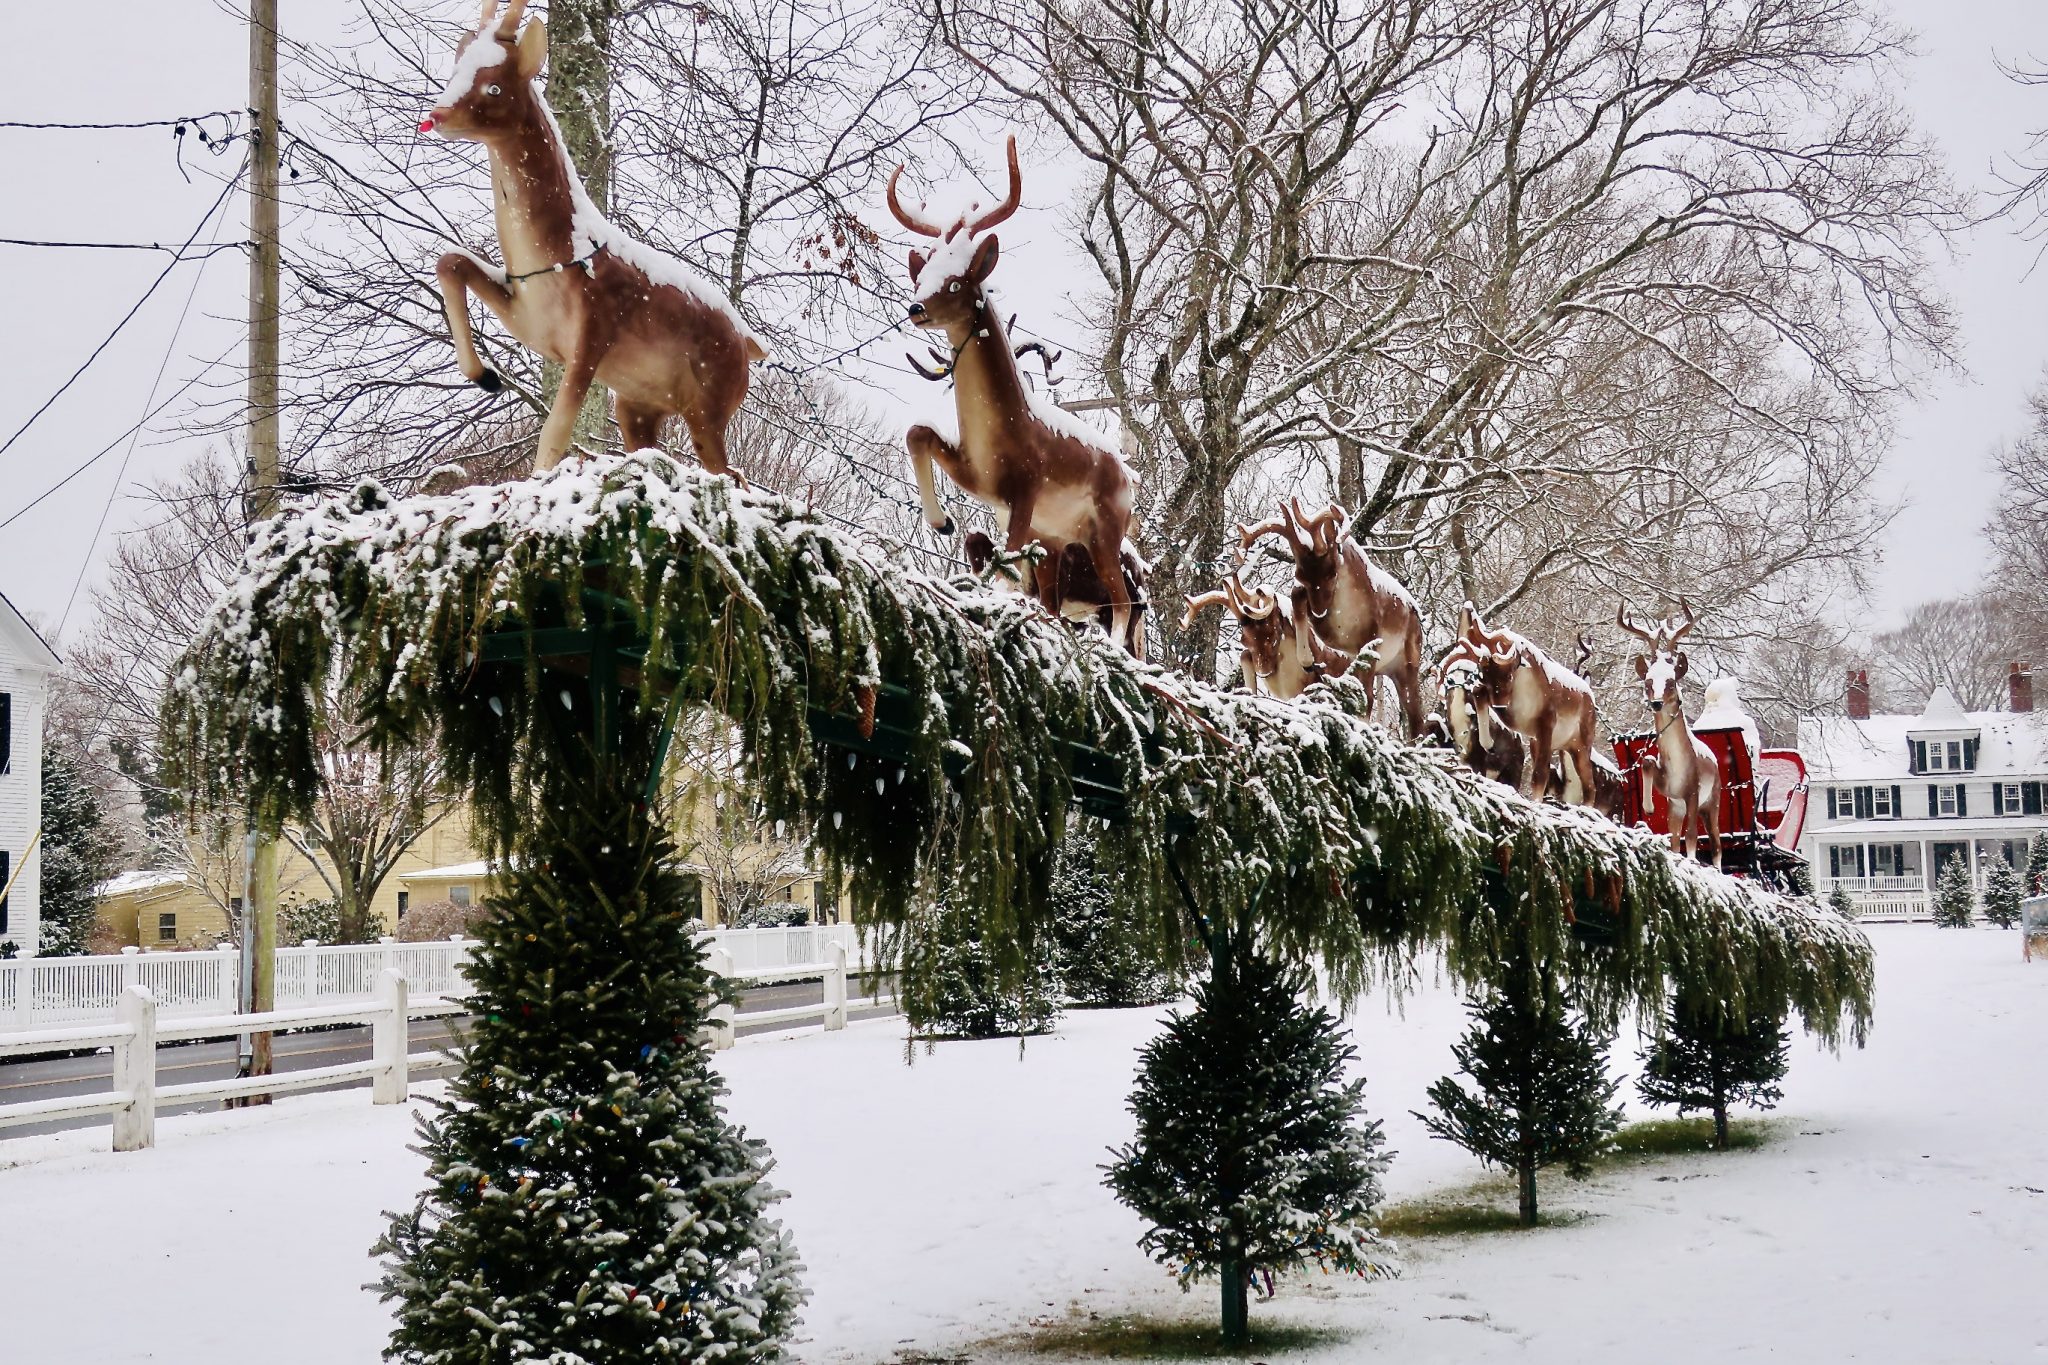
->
<box><xmin>0</xmin><ymin>925</ymin><xmax>2039</xmax><ymax>1363</ymax></box>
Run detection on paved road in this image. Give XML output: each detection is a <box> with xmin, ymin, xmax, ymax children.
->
<box><xmin>0</xmin><ymin>976</ymin><xmax>899</xmax><ymax>1142</ymax></box>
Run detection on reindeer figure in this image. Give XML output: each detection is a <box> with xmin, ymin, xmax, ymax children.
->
<box><xmin>1183</xmin><ymin>575</ymin><xmax>1350</xmax><ymax>700</ymax></box>
<box><xmin>1437</xmin><ymin>641</ymin><xmax>1528</xmax><ymax>790</ymax></box>
<box><xmin>421</xmin><ymin>0</ymin><xmax>766</xmax><ymax>473</ymax></box>
<box><xmin>964</xmin><ymin>530</ymin><xmax>1150</xmax><ymax>655</ymax></box>
<box><xmin>890</xmin><ymin>138</ymin><xmax>1139</xmax><ymax>652</ymax></box>
<box><xmin>1618</xmin><ymin>600</ymin><xmax>1721</xmax><ymax>866</ymax></box>
<box><xmin>1239</xmin><ymin>499</ymin><xmax>1426</xmax><ymax>736</ymax></box>
<box><xmin>1460</xmin><ymin>603</ymin><xmax>1601</xmax><ymax>805</ymax></box>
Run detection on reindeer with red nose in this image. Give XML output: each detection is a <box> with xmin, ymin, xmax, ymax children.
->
<box><xmin>421</xmin><ymin>0</ymin><xmax>766</xmax><ymax>474</ymax></box>
<box><xmin>1240</xmin><ymin>499</ymin><xmax>1426</xmax><ymax>736</ymax></box>
<box><xmin>1618</xmin><ymin>599</ymin><xmax>1721</xmax><ymax>866</ymax></box>
<box><xmin>890</xmin><ymin>139</ymin><xmax>1140</xmax><ymax>653</ymax></box>
<box><xmin>1183</xmin><ymin>574</ymin><xmax>1350</xmax><ymax>700</ymax></box>
<box><xmin>1460</xmin><ymin>603</ymin><xmax>1601</xmax><ymax>805</ymax></box>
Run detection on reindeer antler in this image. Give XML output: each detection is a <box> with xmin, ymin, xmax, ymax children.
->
<box><xmin>1668</xmin><ymin>596</ymin><xmax>1697</xmax><ymax>647</ymax></box>
<box><xmin>906</xmin><ymin>347</ymin><xmax>952</xmax><ymax>382</ymax></box>
<box><xmin>968</xmin><ymin>136</ymin><xmax>1023</xmax><ymax>235</ymax></box>
<box><xmin>1237</xmin><ymin>516</ymin><xmax>1290</xmax><ymax>553</ymax></box>
<box><xmin>1616</xmin><ymin>600</ymin><xmax>1659</xmax><ymax>646</ymax></box>
<box><xmin>886</xmin><ymin>166</ymin><xmax>945</xmax><ymax>238</ymax></box>
<box><xmin>494</xmin><ymin>0</ymin><xmax>526</xmax><ymax>37</ymax></box>
<box><xmin>1226</xmin><ymin>576</ymin><xmax>1278</xmax><ymax>622</ymax></box>
<box><xmin>480</xmin><ymin>0</ymin><xmax>499</xmax><ymax>31</ymax></box>
<box><xmin>1575</xmin><ymin>631</ymin><xmax>1594</xmax><ymax>675</ymax></box>
<box><xmin>1182</xmin><ymin>589</ymin><xmax>1232</xmax><ymax>629</ymax></box>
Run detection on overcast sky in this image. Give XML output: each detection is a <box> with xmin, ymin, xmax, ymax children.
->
<box><xmin>0</xmin><ymin>0</ymin><xmax>2039</xmax><ymax>650</ymax></box>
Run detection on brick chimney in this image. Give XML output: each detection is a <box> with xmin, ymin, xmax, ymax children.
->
<box><xmin>2012</xmin><ymin>662</ymin><xmax>2034</xmax><ymax>714</ymax></box>
<box><xmin>1846</xmin><ymin>667</ymin><xmax>1871</xmax><ymax>720</ymax></box>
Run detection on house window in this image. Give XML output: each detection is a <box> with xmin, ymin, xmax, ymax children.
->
<box><xmin>1870</xmin><ymin>786</ymin><xmax>1894</xmax><ymax>818</ymax></box>
<box><xmin>1926</xmin><ymin>744</ymin><xmax>1947</xmax><ymax>772</ymax></box>
<box><xmin>1948</xmin><ymin>740</ymin><xmax>1964</xmax><ymax>771</ymax></box>
<box><xmin>1937</xmin><ymin>786</ymin><xmax>1959</xmax><ymax>817</ymax></box>
<box><xmin>397</xmin><ymin>891</ymin><xmax>411</xmax><ymax>917</ymax></box>
<box><xmin>448</xmin><ymin>885</ymin><xmax>472</xmax><ymax>908</ymax></box>
<box><xmin>2000</xmin><ymin>783</ymin><xmax>2022</xmax><ymax>816</ymax></box>
<box><xmin>1873</xmin><ymin>845</ymin><xmax>1901</xmax><ymax>876</ymax></box>
<box><xmin>157</xmin><ymin>912</ymin><xmax>177</xmax><ymax>942</ymax></box>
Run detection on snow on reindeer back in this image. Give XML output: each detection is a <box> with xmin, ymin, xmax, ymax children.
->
<box><xmin>524</xmin><ymin>86</ymin><xmax>769</xmax><ymax>358</ymax></box>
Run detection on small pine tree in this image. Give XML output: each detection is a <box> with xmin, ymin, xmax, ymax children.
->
<box><xmin>37</xmin><ymin>746</ymin><xmax>118</xmax><ymax>957</ymax></box>
<box><xmin>376</xmin><ymin>766</ymin><xmax>805</xmax><ymax>1362</ymax></box>
<box><xmin>904</xmin><ymin>895</ymin><xmax>1059</xmax><ymax>1039</ymax></box>
<box><xmin>1637</xmin><ymin>1000</ymin><xmax>1789</xmax><ymax>1149</ymax></box>
<box><xmin>1785</xmin><ymin>861</ymin><xmax>1816</xmax><ymax>899</ymax></box>
<box><xmin>1827</xmin><ymin>882</ymin><xmax>1857</xmax><ymax>921</ymax></box>
<box><xmin>1106</xmin><ymin>949</ymin><xmax>1393</xmax><ymax>1346</ymax></box>
<box><xmin>2027</xmin><ymin>833</ymin><xmax>2048</xmax><ymax>897</ymax></box>
<box><xmin>1416</xmin><ymin>969</ymin><xmax>1623</xmax><ymax>1226</ymax></box>
<box><xmin>1983</xmin><ymin>858</ymin><xmax>2025</xmax><ymax>929</ymax></box>
<box><xmin>1050</xmin><ymin>825</ymin><xmax>1176</xmax><ymax>1007</ymax></box>
<box><xmin>1932</xmin><ymin>855</ymin><xmax>1976</xmax><ymax>928</ymax></box>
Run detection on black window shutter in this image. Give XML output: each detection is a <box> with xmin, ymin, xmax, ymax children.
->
<box><xmin>1855</xmin><ymin>786</ymin><xmax>1873</xmax><ymax>820</ymax></box>
<box><xmin>1829</xmin><ymin>846</ymin><xmax>1840</xmax><ymax>878</ymax></box>
<box><xmin>1827</xmin><ymin>788</ymin><xmax>1839</xmax><ymax>819</ymax></box>
<box><xmin>1995</xmin><ymin>785</ymin><xmax>2009</xmax><ymax>816</ymax></box>
<box><xmin>1894</xmin><ymin>843</ymin><xmax>1906</xmax><ymax>873</ymax></box>
<box><xmin>1913</xmin><ymin>740</ymin><xmax>1926</xmax><ymax>773</ymax></box>
<box><xmin>2027</xmin><ymin>782</ymin><xmax>2044</xmax><ymax>816</ymax></box>
<box><xmin>1928</xmin><ymin>784</ymin><xmax>1939</xmax><ymax>817</ymax></box>
<box><xmin>1891</xmin><ymin>785</ymin><xmax>1902</xmax><ymax>818</ymax></box>
<box><xmin>1964</xmin><ymin>737</ymin><xmax>1979</xmax><ymax>771</ymax></box>
<box><xmin>1957</xmin><ymin>785</ymin><xmax>1968</xmax><ymax>817</ymax></box>
<box><xmin>0</xmin><ymin>850</ymin><xmax>9</xmax><ymax>933</ymax></box>
<box><xmin>0</xmin><ymin>693</ymin><xmax>10</xmax><ymax>776</ymax></box>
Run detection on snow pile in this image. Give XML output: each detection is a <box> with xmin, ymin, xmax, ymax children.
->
<box><xmin>164</xmin><ymin>451</ymin><xmax>1872</xmax><ymax>1044</ymax></box>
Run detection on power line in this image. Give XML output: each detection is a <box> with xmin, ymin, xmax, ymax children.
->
<box><xmin>58</xmin><ymin>171</ymin><xmax>241</xmax><ymax>637</ymax></box>
<box><xmin>0</xmin><ymin>163</ymin><xmax>245</xmax><ymax>466</ymax></box>
<box><xmin>0</xmin><ymin>112</ymin><xmax>238</xmax><ymax>131</ymax></box>
<box><xmin>0</xmin><ymin>238</ymin><xmax>248</xmax><ymax>258</ymax></box>
<box><xmin>0</xmin><ymin>339</ymin><xmax>238</xmax><ymax>532</ymax></box>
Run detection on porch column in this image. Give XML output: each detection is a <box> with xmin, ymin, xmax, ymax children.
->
<box><xmin>1919</xmin><ymin>840</ymin><xmax>1931</xmax><ymax>890</ymax></box>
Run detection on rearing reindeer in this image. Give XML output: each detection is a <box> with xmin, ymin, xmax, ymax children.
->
<box><xmin>1461</xmin><ymin>603</ymin><xmax>1601</xmax><ymax>805</ymax></box>
<box><xmin>421</xmin><ymin>0</ymin><xmax>766</xmax><ymax>473</ymax></box>
<box><xmin>1240</xmin><ymin>499</ymin><xmax>1425</xmax><ymax>736</ymax></box>
<box><xmin>1183</xmin><ymin>574</ymin><xmax>1350</xmax><ymax>700</ymax></box>
<box><xmin>891</xmin><ymin>138</ymin><xmax>1139</xmax><ymax>652</ymax></box>
<box><xmin>1618</xmin><ymin>600</ymin><xmax>1721</xmax><ymax>866</ymax></box>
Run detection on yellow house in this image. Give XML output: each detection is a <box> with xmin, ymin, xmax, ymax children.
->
<box><xmin>96</xmin><ymin>796</ymin><xmax>841</xmax><ymax>949</ymax></box>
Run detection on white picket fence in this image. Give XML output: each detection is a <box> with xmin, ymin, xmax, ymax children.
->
<box><xmin>0</xmin><ymin>924</ymin><xmax>867</xmax><ymax>1034</ymax></box>
<box><xmin>0</xmin><ymin>971</ymin><xmax>435</xmax><ymax>1152</ymax></box>
<box><xmin>0</xmin><ymin>934</ymin><xmax>890</xmax><ymax>1151</ymax></box>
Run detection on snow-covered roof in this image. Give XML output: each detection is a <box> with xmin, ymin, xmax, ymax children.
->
<box><xmin>401</xmin><ymin>860</ymin><xmax>495</xmax><ymax>881</ymax></box>
<box><xmin>95</xmin><ymin>869</ymin><xmax>188</xmax><ymax>898</ymax></box>
<box><xmin>0</xmin><ymin>588</ymin><xmax>60</xmax><ymax>673</ymax></box>
<box><xmin>1909</xmin><ymin>685</ymin><xmax>1974</xmax><ymax>733</ymax></box>
<box><xmin>1797</xmin><ymin>703</ymin><xmax>2048</xmax><ymax>783</ymax></box>
<box><xmin>1811</xmin><ymin>815</ymin><xmax>2047</xmax><ymax>840</ymax></box>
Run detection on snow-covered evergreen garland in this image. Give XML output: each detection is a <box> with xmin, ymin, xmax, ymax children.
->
<box><xmin>161</xmin><ymin>452</ymin><xmax>1874</xmax><ymax>1043</ymax></box>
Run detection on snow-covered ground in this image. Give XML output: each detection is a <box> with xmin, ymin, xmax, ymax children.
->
<box><xmin>1</xmin><ymin>925</ymin><xmax>2040</xmax><ymax>1363</ymax></box>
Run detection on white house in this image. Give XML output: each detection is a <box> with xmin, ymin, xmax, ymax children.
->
<box><xmin>1797</xmin><ymin>665</ymin><xmax>2047</xmax><ymax>920</ymax></box>
<box><xmin>0</xmin><ymin>589</ymin><xmax>59</xmax><ymax>955</ymax></box>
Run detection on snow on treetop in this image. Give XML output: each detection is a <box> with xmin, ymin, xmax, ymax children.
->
<box><xmin>163</xmin><ymin>451</ymin><xmax>1873</xmax><ymax>1045</ymax></box>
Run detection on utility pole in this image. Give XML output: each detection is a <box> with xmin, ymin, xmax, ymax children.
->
<box><xmin>238</xmin><ymin>0</ymin><xmax>282</xmax><ymax>1099</ymax></box>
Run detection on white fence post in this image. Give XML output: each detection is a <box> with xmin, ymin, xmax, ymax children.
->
<box><xmin>372</xmin><ymin>969</ymin><xmax>408</xmax><ymax>1105</ymax></box>
<box><xmin>706</xmin><ymin>947</ymin><xmax>736</xmax><ymax>1051</ymax></box>
<box><xmin>111</xmin><ymin>986</ymin><xmax>157</xmax><ymax>1152</ymax></box>
<box><xmin>8</xmin><ymin>959</ymin><xmax>26</xmax><ymax>1032</ymax></box>
<box><xmin>825</xmin><ymin>941</ymin><xmax>848</xmax><ymax>1031</ymax></box>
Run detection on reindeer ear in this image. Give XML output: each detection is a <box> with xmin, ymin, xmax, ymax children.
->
<box><xmin>1635</xmin><ymin>654</ymin><xmax>1649</xmax><ymax>678</ymax></box>
<box><xmin>514</xmin><ymin>18</ymin><xmax>547</xmax><ymax>78</ymax></box>
<box><xmin>908</xmin><ymin>248</ymin><xmax>928</xmax><ymax>281</ymax></box>
<box><xmin>969</xmin><ymin>234</ymin><xmax>1000</xmax><ymax>281</ymax></box>
<box><xmin>1674</xmin><ymin>651</ymin><xmax>1689</xmax><ymax>679</ymax></box>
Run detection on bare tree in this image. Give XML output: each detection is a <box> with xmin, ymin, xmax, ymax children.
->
<box><xmin>1984</xmin><ymin>382</ymin><xmax>2048</xmax><ymax>668</ymax></box>
<box><xmin>939</xmin><ymin>0</ymin><xmax>1958</xmax><ymax>681</ymax></box>
<box><xmin>68</xmin><ymin>451</ymin><xmax>450</xmax><ymax>936</ymax></box>
<box><xmin>1869</xmin><ymin>596</ymin><xmax>2011</xmax><ymax>714</ymax></box>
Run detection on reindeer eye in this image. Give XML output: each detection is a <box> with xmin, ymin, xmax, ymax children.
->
<box><xmin>948</xmin><ymin>282</ymin><xmax>960</xmax><ymax>293</ymax></box>
<box><xmin>484</xmin><ymin>84</ymin><xmax>502</xmax><ymax>96</ymax></box>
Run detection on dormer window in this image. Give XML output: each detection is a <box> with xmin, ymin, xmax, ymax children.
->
<box><xmin>1911</xmin><ymin>736</ymin><xmax>1979</xmax><ymax>774</ymax></box>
